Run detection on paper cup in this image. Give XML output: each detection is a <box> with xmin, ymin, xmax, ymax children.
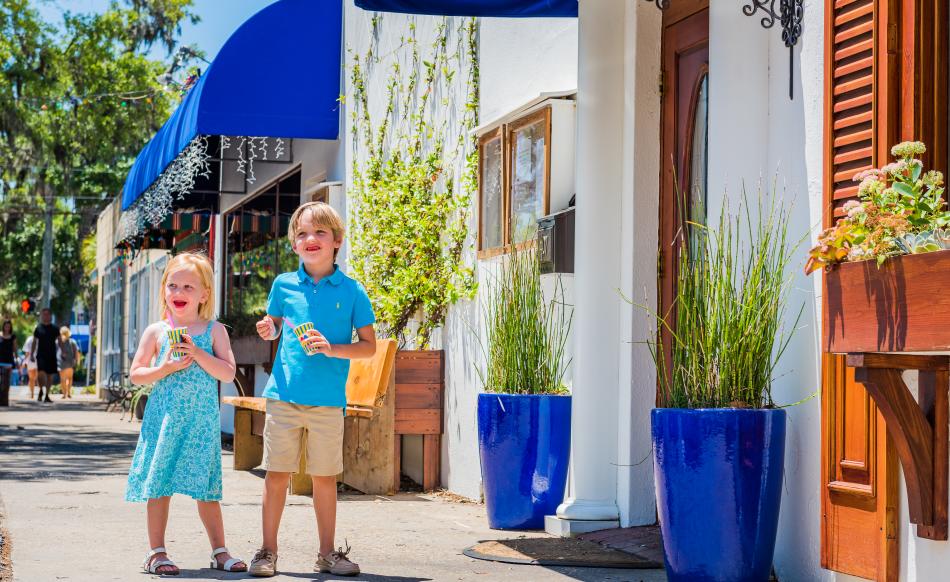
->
<box><xmin>167</xmin><ymin>327</ymin><xmax>188</xmax><ymax>359</ymax></box>
<box><xmin>292</xmin><ymin>322</ymin><xmax>318</xmax><ymax>355</ymax></box>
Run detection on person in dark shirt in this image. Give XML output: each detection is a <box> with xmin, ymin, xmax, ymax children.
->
<box><xmin>0</xmin><ymin>320</ymin><xmax>16</xmax><ymax>406</ymax></box>
<box><xmin>30</xmin><ymin>308</ymin><xmax>58</xmax><ymax>403</ymax></box>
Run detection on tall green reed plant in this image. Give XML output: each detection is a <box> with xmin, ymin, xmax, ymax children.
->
<box><xmin>478</xmin><ymin>245</ymin><xmax>572</xmax><ymax>395</ymax></box>
<box><xmin>650</xmin><ymin>190</ymin><xmax>802</xmax><ymax>409</ymax></box>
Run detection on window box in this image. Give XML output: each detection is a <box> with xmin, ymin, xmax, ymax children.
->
<box><xmin>824</xmin><ymin>250</ymin><xmax>950</xmax><ymax>353</ymax></box>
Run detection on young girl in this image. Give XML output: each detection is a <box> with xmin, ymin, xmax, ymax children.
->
<box><xmin>125</xmin><ymin>252</ymin><xmax>247</xmax><ymax>575</ymax></box>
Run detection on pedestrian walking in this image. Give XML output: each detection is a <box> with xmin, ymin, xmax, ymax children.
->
<box><xmin>57</xmin><ymin>327</ymin><xmax>80</xmax><ymax>399</ymax></box>
<box><xmin>125</xmin><ymin>252</ymin><xmax>246</xmax><ymax>576</ymax></box>
<box><xmin>30</xmin><ymin>308</ymin><xmax>58</xmax><ymax>403</ymax></box>
<box><xmin>22</xmin><ymin>335</ymin><xmax>38</xmax><ymax>399</ymax></box>
<box><xmin>0</xmin><ymin>320</ymin><xmax>15</xmax><ymax>406</ymax></box>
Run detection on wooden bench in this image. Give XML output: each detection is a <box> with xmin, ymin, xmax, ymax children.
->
<box><xmin>223</xmin><ymin>338</ymin><xmax>402</xmax><ymax>495</ymax></box>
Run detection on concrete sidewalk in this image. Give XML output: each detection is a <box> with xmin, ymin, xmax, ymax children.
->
<box><xmin>0</xmin><ymin>389</ymin><xmax>665</xmax><ymax>582</ymax></box>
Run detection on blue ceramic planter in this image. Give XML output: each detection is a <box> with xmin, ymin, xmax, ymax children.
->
<box><xmin>477</xmin><ymin>393</ymin><xmax>571</xmax><ymax>529</ymax></box>
<box><xmin>652</xmin><ymin>408</ymin><xmax>786</xmax><ymax>582</ymax></box>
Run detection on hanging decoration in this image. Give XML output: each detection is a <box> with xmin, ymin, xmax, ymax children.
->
<box><xmin>178</xmin><ymin>67</ymin><xmax>202</xmax><ymax>97</ymax></box>
<box><xmin>118</xmin><ymin>133</ymin><xmax>290</xmax><ymax>252</ymax></box>
<box><xmin>247</xmin><ymin>137</ymin><xmax>258</xmax><ymax>184</ymax></box>
<box><xmin>119</xmin><ymin>136</ymin><xmax>211</xmax><ymax>243</ymax></box>
<box><xmin>236</xmin><ymin>136</ymin><xmax>247</xmax><ymax>177</ymax></box>
<box><xmin>28</xmin><ymin>88</ymin><xmax>165</xmax><ymax>111</ymax></box>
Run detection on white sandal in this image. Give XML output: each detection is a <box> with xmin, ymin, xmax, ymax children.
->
<box><xmin>210</xmin><ymin>546</ymin><xmax>247</xmax><ymax>572</ymax></box>
<box><xmin>143</xmin><ymin>546</ymin><xmax>179</xmax><ymax>576</ymax></box>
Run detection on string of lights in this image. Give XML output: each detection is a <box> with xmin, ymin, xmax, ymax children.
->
<box><xmin>18</xmin><ymin>66</ymin><xmax>202</xmax><ymax>110</ymax></box>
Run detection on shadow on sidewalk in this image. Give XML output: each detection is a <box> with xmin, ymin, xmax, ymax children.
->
<box><xmin>0</xmin><ymin>420</ymin><xmax>137</xmax><ymax>481</ymax></box>
<box><xmin>172</xmin><ymin>570</ymin><xmax>432</xmax><ymax>581</ymax></box>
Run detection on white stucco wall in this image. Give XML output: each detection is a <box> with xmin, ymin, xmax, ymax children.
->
<box><xmin>479</xmin><ymin>18</ymin><xmax>578</xmax><ymax>123</ymax></box>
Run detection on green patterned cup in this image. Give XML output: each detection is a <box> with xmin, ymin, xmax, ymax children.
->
<box><xmin>167</xmin><ymin>327</ymin><xmax>188</xmax><ymax>359</ymax></box>
<box><xmin>292</xmin><ymin>322</ymin><xmax>319</xmax><ymax>356</ymax></box>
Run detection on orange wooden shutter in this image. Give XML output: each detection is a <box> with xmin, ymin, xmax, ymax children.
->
<box><xmin>821</xmin><ymin>0</ymin><xmax>900</xmax><ymax>580</ymax></box>
<box><xmin>822</xmin><ymin>0</ymin><xmax>948</xmax><ymax>578</ymax></box>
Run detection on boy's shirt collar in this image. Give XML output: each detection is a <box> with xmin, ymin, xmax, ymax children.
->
<box><xmin>296</xmin><ymin>262</ymin><xmax>344</xmax><ymax>287</ymax></box>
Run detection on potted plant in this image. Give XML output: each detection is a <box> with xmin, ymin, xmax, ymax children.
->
<box><xmin>131</xmin><ymin>384</ymin><xmax>152</xmax><ymax>421</ymax></box>
<box><xmin>807</xmin><ymin>141</ymin><xmax>950</xmax><ymax>352</ymax></box>
<box><xmin>647</xmin><ymin>196</ymin><xmax>798</xmax><ymax>580</ymax></box>
<box><xmin>475</xmin><ymin>245</ymin><xmax>572</xmax><ymax>529</ymax></box>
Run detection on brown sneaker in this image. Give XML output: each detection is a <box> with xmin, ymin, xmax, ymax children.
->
<box><xmin>315</xmin><ymin>543</ymin><xmax>360</xmax><ymax>576</ymax></box>
<box><xmin>248</xmin><ymin>548</ymin><xmax>278</xmax><ymax>577</ymax></box>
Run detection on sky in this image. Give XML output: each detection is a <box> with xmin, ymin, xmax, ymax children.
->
<box><xmin>33</xmin><ymin>0</ymin><xmax>278</xmax><ymax>62</ymax></box>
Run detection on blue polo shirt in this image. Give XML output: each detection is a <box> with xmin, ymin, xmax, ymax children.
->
<box><xmin>262</xmin><ymin>264</ymin><xmax>376</xmax><ymax>407</ymax></box>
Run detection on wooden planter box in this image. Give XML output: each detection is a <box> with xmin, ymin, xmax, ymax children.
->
<box><xmin>824</xmin><ymin>250</ymin><xmax>950</xmax><ymax>353</ymax></box>
<box><xmin>393</xmin><ymin>350</ymin><xmax>444</xmax><ymax>491</ymax></box>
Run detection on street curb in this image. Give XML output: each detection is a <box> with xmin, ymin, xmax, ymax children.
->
<box><xmin>0</xmin><ymin>492</ymin><xmax>12</xmax><ymax>582</ymax></box>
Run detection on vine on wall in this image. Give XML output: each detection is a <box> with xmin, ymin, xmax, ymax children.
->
<box><xmin>348</xmin><ymin>16</ymin><xmax>479</xmax><ymax>349</ymax></box>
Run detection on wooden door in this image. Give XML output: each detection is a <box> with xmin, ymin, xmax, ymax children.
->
<box><xmin>821</xmin><ymin>356</ymin><xmax>898</xmax><ymax>581</ymax></box>
<box><xmin>658</xmin><ymin>1</ymin><xmax>708</xmax><ymax>397</ymax></box>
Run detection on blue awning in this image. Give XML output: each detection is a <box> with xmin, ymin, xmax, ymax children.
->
<box><xmin>122</xmin><ymin>0</ymin><xmax>343</xmax><ymax>211</ymax></box>
<box><xmin>354</xmin><ymin>0</ymin><xmax>577</xmax><ymax>17</ymax></box>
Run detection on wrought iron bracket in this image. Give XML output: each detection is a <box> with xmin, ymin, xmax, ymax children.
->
<box><xmin>645</xmin><ymin>0</ymin><xmax>803</xmax><ymax>100</ymax></box>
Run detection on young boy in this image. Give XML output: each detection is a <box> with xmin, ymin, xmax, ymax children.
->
<box><xmin>250</xmin><ymin>202</ymin><xmax>376</xmax><ymax>577</ymax></box>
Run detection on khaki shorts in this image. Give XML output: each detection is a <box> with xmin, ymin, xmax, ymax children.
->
<box><xmin>262</xmin><ymin>399</ymin><xmax>344</xmax><ymax>476</ymax></box>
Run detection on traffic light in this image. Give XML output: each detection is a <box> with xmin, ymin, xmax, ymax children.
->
<box><xmin>20</xmin><ymin>299</ymin><xmax>35</xmax><ymax>314</ymax></box>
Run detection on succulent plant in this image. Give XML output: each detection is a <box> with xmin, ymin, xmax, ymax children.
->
<box><xmin>895</xmin><ymin>232</ymin><xmax>941</xmax><ymax>255</ymax></box>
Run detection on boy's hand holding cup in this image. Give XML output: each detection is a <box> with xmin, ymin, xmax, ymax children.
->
<box><xmin>256</xmin><ymin>316</ymin><xmax>278</xmax><ymax>341</ymax></box>
<box><xmin>291</xmin><ymin>322</ymin><xmax>330</xmax><ymax>356</ymax></box>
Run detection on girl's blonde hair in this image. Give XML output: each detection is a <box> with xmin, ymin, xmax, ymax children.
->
<box><xmin>159</xmin><ymin>252</ymin><xmax>215</xmax><ymax>321</ymax></box>
<box><xmin>59</xmin><ymin>326</ymin><xmax>70</xmax><ymax>338</ymax></box>
<box><xmin>287</xmin><ymin>202</ymin><xmax>345</xmax><ymax>259</ymax></box>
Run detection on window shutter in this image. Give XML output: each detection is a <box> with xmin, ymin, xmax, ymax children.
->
<box><xmin>821</xmin><ymin>1</ymin><xmax>900</xmax><ymax>580</ymax></box>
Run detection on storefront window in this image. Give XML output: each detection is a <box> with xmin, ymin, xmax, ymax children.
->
<box><xmin>223</xmin><ymin>170</ymin><xmax>301</xmax><ymax>321</ymax></box>
<box><xmin>477</xmin><ymin>107</ymin><xmax>552</xmax><ymax>256</ymax></box>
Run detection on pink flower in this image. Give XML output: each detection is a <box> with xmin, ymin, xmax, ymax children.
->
<box><xmin>853</xmin><ymin>168</ymin><xmax>885</xmax><ymax>182</ymax></box>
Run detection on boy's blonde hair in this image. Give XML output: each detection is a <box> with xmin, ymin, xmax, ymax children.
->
<box><xmin>287</xmin><ymin>202</ymin><xmax>345</xmax><ymax>259</ymax></box>
<box><xmin>159</xmin><ymin>252</ymin><xmax>215</xmax><ymax>321</ymax></box>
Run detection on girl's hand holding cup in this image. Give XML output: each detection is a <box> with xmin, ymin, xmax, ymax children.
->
<box><xmin>171</xmin><ymin>333</ymin><xmax>198</xmax><ymax>360</ymax></box>
<box><xmin>159</xmin><ymin>348</ymin><xmax>193</xmax><ymax>376</ymax></box>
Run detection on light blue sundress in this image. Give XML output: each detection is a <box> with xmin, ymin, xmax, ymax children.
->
<box><xmin>125</xmin><ymin>321</ymin><xmax>222</xmax><ymax>502</ymax></box>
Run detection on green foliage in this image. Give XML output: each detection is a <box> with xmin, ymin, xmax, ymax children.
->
<box><xmin>348</xmin><ymin>17</ymin><xmax>479</xmax><ymax>349</ymax></box>
<box><xmin>477</xmin><ymin>246</ymin><xmax>571</xmax><ymax>395</ymax></box>
<box><xmin>0</xmin><ymin>208</ymin><xmax>81</xmax><ymax>317</ymax></box>
<box><xmin>0</xmin><ymin>0</ymin><xmax>197</xmax><ymax>320</ymax></box>
<box><xmin>130</xmin><ymin>383</ymin><xmax>153</xmax><ymax>414</ymax></box>
<box><xmin>648</xmin><ymin>191</ymin><xmax>801</xmax><ymax>409</ymax></box>
<box><xmin>218</xmin><ymin>312</ymin><xmax>262</xmax><ymax>339</ymax></box>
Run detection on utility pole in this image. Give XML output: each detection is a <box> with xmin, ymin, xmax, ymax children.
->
<box><xmin>40</xmin><ymin>188</ymin><xmax>53</xmax><ymax>310</ymax></box>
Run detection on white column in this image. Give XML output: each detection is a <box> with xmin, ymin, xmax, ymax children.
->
<box><xmin>549</xmin><ymin>0</ymin><xmax>625</xmax><ymax>533</ymax></box>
